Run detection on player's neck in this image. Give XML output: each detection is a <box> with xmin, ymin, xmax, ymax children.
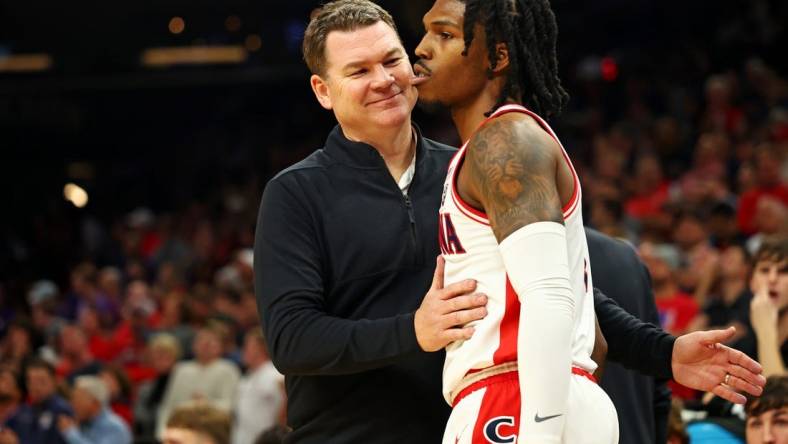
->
<box><xmin>450</xmin><ymin>86</ymin><xmax>508</xmax><ymax>144</ymax></box>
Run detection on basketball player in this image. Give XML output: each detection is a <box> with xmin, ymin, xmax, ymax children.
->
<box><xmin>412</xmin><ymin>1</ymin><xmax>643</xmax><ymax>442</ymax></box>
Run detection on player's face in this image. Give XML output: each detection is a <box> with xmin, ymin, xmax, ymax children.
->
<box><xmin>750</xmin><ymin>258</ymin><xmax>788</xmax><ymax>310</ymax></box>
<box><xmin>414</xmin><ymin>0</ymin><xmax>491</xmax><ymax>107</ymax></box>
<box><xmin>747</xmin><ymin>407</ymin><xmax>788</xmax><ymax>444</ymax></box>
<box><xmin>310</xmin><ymin>21</ymin><xmax>417</xmax><ymax>138</ymax></box>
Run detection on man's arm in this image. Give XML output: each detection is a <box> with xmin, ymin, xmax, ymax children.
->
<box><xmin>596</xmin><ymin>289</ymin><xmax>766</xmax><ymax>403</ymax></box>
<box><xmin>594</xmin><ymin>288</ymin><xmax>675</xmax><ymax>377</ymax></box>
<box><xmin>255</xmin><ymin>178</ymin><xmax>485</xmax><ymax>375</ymax></box>
<box><xmin>465</xmin><ymin>115</ymin><xmax>572</xmax><ymax>444</ymax></box>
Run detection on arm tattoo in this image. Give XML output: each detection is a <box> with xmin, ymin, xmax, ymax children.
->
<box><xmin>466</xmin><ymin>117</ymin><xmax>564</xmax><ymax>241</ymax></box>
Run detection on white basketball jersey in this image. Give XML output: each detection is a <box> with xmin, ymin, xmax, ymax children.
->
<box><xmin>439</xmin><ymin>104</ymin><xmax>596</xmax><ymax>404</ymax></box>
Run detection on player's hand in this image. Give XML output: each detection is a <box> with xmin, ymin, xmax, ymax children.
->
<box><xmin>414</xmin><ymin>256</ymin><xmax>488</xmax><ymax>352</ymax></box>
<box><xmin>672</xmin><ymin>326</ymin><xmax>765</xmax><ymax>404</ymax></box>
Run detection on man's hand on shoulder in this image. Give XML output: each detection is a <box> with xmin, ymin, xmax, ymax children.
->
<box><xmin>414</xmin><ymin>256</ymin><xmax>488</xmax><ymax>352</ymax></box>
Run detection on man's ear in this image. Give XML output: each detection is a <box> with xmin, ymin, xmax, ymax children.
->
<box><xmin>490</xmin><ymin>42</ymin><xmax>510</xmax><ymax>74</ymax></box>
<box><xmin>310</xmin><ymin>74</ymin><xmax>333</xmax><ymax>110</ymax></box>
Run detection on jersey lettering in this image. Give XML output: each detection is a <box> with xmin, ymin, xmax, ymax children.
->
<box><xmin>439</xmin><ymin>213</ymin><xmax>466</xmax><ymax>255</ymax></box>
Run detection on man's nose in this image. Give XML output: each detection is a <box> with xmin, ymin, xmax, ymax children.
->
<box><xmin>370</xmin><ymin>64</ymin><xmax>395</xmax><ymax>89</ymax></box>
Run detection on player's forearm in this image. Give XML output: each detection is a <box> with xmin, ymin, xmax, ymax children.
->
<box><xmin>501</xmin><ymin>224</ymin><xmax>574</xmax><ymax>443</ymax></box>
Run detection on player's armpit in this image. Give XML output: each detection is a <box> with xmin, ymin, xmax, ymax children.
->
<box><xmin>463</xmin><ymin>114</ymin><xmax>563</xmax><ymax>241</ymax></box>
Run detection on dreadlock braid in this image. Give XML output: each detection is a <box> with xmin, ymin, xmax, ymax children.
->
<box><xmin>460</xmin><ymin>0</ymin><xmax>569</xmax><ymax>118</ymax></box>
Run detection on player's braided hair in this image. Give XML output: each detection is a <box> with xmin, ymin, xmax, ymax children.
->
<box><xmin>460</xmin><ymin>0</ymin><xmax>569</xmax><ymax>118</ymax></box>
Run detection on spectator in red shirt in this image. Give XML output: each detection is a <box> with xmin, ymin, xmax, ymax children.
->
<box><xmin>738</xmin><ymin>145</ymin><xmax>788</xmax><ymax>235</ymax></box>
<box><xmin>55</xmin><ymin>324</ymin><xmax>101</xmax><ymax>384</ymax></box>
<box><xmin>640</xmin><ymin>242</ymin><xmax>700</xmax><ymax>335</ymax></box>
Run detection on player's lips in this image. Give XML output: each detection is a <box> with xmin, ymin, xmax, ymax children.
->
<box><xmin>367</xmin><ymin>91</ymin><xmax>403</xmax><ymax>106</ymax></box>
<box><xmin>769</xmin><ymin>290</ymin><xmax>779</xmax><ymax>299</ymax></box>
<box><xmin>413</xmin><ymin>61</ymin><xmax>432</xmax><ymax>79</ymax></box>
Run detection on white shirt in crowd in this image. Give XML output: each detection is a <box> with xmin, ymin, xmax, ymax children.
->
<box><xmin>156</xmin><ymin>358</ymin><xmax>241</xmax><ymax>438</ymax></box>
<box><xmin>233</xmin><ymin>361</ymin><xmax>285</xmax><ymax>444</ymax></box>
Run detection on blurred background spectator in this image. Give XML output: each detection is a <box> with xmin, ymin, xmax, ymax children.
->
<box><xmin>162</xmin><ymin>403</ymin><xmax>231</xmax><ymax>444</ymax></box>
<box><xmin>57</xmin><ymin>375</ymin><xmax>131</xmax><ymax>444</ymax></box>
<box><xmin>745</xmin><ymin>376</ymin><xmax>788</xmax><ymax>444</ymax></box>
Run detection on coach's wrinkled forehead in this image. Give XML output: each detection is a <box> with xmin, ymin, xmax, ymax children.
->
<box><xmin>302</xmin><ymin>0</ymin><xmax>400</xmax><ymax>76</ymax></box>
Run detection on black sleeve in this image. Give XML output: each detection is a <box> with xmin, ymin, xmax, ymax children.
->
<box><xmin>638</xmin><ymin>261</ymin><xmax>672</xmax><ymax>444</ymax></box>
<box><xmin>254</xmin><ymin>178</ymin><xmax>422</xmax><ymax>376</ymax></box>
<box><xmin>653</xmin><ymin>378</ymin><xmax>671</xmax><ymax>444</ymax></box>
<box><xmin>594</xmin><ymin>287</ymin><xmax>676</xmax><ymax>378</ymax></box>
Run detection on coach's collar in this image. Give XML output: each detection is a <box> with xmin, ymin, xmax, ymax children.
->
<box><xmin>324</xmin><ymin>123</ymin><xmax>425</xmax><ymax>169</ymax></box>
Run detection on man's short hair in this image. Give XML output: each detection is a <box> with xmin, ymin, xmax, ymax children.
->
<box><xmin>302</xmin><ymin>0</ymin><xmax>397</xmax><ymax>76</ymax></box>
<box><xmin>25</xmin><ymin>358</ymin><xmax>56</xmax><ymax>377</ymax></box>
<box><xmin>74</xmin><ymin>375</ymin><xmax>109</xmax><ymax>405</ymax></box>
<box><xmin>148</xmin><ymin>332</ymin><xmax>182</xmax><ymax>359</ymax></box>
<box><xmin>746</xmin><ymin>375</ymin><xmax>788</xmax><ymax>417</ymax></box>
<box><xmin>753</xmin><ymin>235</ymin><xmax>788</xmax><ymax>265</ymax></box>
<box><xmin>166</xmin><ymin>403</ymin><xmax>231</xmax><ymax>444</ymax></box>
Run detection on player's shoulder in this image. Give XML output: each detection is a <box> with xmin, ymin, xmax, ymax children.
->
<box><xmin>468</xmin><ymin>111</ymin><xmax>559</xmax><ymax>166</ymax></box>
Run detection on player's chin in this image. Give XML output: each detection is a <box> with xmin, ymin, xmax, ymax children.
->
<box><xmin>416</xmin><ymin>96</ymin><xmax>449</xmax><ymax>114</ymax></box>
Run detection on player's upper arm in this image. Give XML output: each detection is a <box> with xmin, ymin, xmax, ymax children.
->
<box><xmin>464</xmin><ymin>115</ymin><xmax>563</xmax><ymax>242</ymax></box>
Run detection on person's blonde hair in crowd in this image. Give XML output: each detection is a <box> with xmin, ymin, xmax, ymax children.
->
<box><xmin>163</xmin><ymin>402</ymin><xmax>231</xmax><ymax>444</ymax></box>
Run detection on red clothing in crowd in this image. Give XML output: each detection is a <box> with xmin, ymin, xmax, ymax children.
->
<box><xmin>737</xmin><ymin>184</ymin><xmax>788</xmax><ymax>234</ymax></box>
<box><xmin>625</xmin><ymin>181</ymin><xmax>671</xmax><ymax>220</ymax></box>
<box><xmin>655</xmin><ymin>292</ymin><xmax>699</xmax><ymax>336</ymax></box>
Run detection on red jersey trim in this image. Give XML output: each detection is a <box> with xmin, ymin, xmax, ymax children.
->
<box><xmin>448</xmin><ymin>104</ymin><xmax>580</xmax><ymax>225</ymax></box>
<box><xmin>451</xmin><ymin>366</ymin><xmax>598</xmax><ymax>408</ymax></box>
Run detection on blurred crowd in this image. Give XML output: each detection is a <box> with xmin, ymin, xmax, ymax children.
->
<box><xmin>0</xmin><ymin>201</ymin><xmax>286</xmax><ymax>443</ymax></box>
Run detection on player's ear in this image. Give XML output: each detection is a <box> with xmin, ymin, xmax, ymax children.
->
<box><xmin>490</xmin><ymin>42</ymin><xmax>509</xmax><ymax>74</ymax></box>
<box><xmin>310</xmin><ymin>74</ymin><xmax>333</xmax><ymax>110</ymax></box>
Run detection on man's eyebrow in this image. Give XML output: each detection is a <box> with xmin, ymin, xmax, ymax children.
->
<box><xmin>430</xmin><ymin>19</ymin><xmax>461</xmax><ymax>28</ymax></box>
<box><xmin>342</xmin><ymin>48</ymin><xmax>403</xmax><ymax>71</ymax></box>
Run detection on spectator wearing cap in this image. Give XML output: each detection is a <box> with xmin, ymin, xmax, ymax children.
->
<box><xmin>57</xmin><ymin>375</ymin><xmax>131</xmax><ymax>444</ymax></box>
<box><xmin>28</xmin><ymin>280</ymin><xmax>67</xmax><ymax>353</ymax></box>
